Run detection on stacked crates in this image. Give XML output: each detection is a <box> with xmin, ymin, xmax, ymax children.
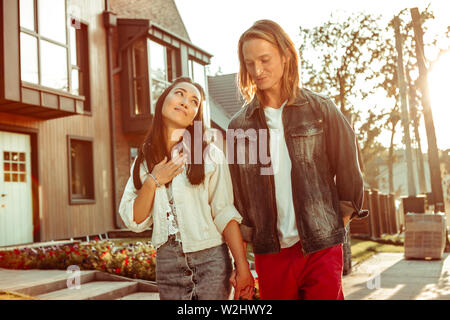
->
<box><xmin>404</xmin><ymin>213</ymin><xmax>447</xmax><ymax>259</ymax></box>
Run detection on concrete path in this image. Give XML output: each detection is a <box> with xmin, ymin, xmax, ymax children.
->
<box><xmin>342</xmin><ymin>252</ymin><xmax>450</xmax><ymax>300</ymax></box>
<box><xmin>2</xmin><ymin>253</ymin><xmax>449</xmax><ymax>300</ymax></box>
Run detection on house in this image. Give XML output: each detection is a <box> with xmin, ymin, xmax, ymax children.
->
<box><xmin>0</xmin><ymin>0</ymin><xmax>215</xmax><ymax>246</ymax></box>
<box><xmin>107</xmin><ymin>0</ymin><xmax>213</xmax><ymax>229</ymax></box>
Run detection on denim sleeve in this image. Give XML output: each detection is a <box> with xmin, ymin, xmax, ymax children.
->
<box><xmin>323</xmin><ymin>99</ymin><xmax>364</xmax><ymax>217</ymax></box>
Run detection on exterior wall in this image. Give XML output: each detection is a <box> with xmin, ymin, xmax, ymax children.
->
<box><xmin>109</xmin><ymin>0</ymin><xmax>190</xmax><ymax>41</ymax></box>
<box><xmin>0</xmin><ymin>0</ymin><xmax>115</xmax><ymax>243</ymax></box>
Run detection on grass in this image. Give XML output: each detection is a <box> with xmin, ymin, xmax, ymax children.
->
<box><xmin>351</xmin><ymin>238</ymin><xmax>404</xmax><ymax>265</ymax></box>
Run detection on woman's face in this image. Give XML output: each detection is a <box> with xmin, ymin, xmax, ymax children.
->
<box><xmin>161</xmin><ymin>82</ymin><xmax>201</xmax><ymax>130</ymax></box>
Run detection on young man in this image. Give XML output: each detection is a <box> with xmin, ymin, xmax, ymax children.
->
<box><xmin>227</xmin><ymin>20</ymin><xmax>367</xmax><ymax>300</ymax></box>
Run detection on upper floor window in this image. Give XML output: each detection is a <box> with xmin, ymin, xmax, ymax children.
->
<box><xmin>188</xmin><ymin>59</ymin><xmax>210</xmax><ymax>126</ymax></box>
<box><xmin>131</xmin><ymin>38</ymin><xmax>177</xmax><ymax>116</ymax></box>
<box><xmin>19</xmin><ymin>0</ymin><xmax>90</xmax><ymax>107</ymax></box>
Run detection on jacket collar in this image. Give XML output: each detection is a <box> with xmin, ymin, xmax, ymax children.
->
<box><xmin>245</xmin><ymin>87</ymin><xmax>309</xmax><ymax>119</ymax></box>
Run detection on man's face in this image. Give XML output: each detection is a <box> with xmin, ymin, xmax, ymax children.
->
<box><xmin>242</xmin><ymin>38</ymin><xmax>286</xmax><ymax>93</ymax></box>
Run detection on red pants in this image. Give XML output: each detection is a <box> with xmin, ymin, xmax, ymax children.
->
<box><xmin>254</xmin><ymin>241</ymin><xmax>344</xmax><ymax>300</ymax></box>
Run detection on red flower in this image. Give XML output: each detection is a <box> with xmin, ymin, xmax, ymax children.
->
<box><xmin>14</xmin><ymin>249</ymin><xmax>20</xmax><ymax>255</ymax></box>
<box><xmin>94</xmin><ymin>237</ymin><xmax>99</xmax><ymax>241</ymax></box>
<box><xmin>124</xmin><ymin>258</ymin><xmax>129</xmax><ymax>266</ymax></box>
<box><xmin>115</xmin><ymin>268</ymin><xmax>121</xmax><ymax>274</ymax></box>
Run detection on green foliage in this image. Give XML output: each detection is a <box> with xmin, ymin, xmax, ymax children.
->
<box><xmin>298</xmin><ymin>6</ymin><xmax>450</xmax><ymax>191</ymax></box>
<box><xmin>298</xmin><ymin>11</ymin><xmax>388</xmax><ymax>188</ymax></box>
<box><xmin>299</xmin><ymin>11</ymin><xmax>384</xmax><ymax>118</ymax></box>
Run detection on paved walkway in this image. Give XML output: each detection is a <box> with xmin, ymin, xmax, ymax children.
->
<box><xmin>1</xmin><ymin>253</ymin><xmax>449</xmax><ymax>300</ymax></box>
<box><xmin>343</xmin><ymin>252</ymin><xmax>450</xmax><ymax>300</ymax></box>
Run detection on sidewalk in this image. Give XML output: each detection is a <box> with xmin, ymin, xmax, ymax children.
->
<box><xmin>342</xmin><ymin>252</ymin><xmax>450</xmax><ymax>300</ymax></box>
<box><xmin>2</xmin><ymin>252</ymin><xmax>449</xmax><ymax>300</ymax></box>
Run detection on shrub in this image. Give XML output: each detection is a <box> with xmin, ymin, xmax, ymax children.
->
<box><xmin>0</xmin><ymin>240</ymin><xmax>157</xmax><ymax>281</ymax></box>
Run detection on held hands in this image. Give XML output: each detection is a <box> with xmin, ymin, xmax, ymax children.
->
<box><xmin>230</xmin><ymin>263</ymin><xmax>255</xmax><ymax>300</ymax></box>
<box><xmin>146</xmin><ymin>154</ymin><xmax>187</xmax><ymax>187</ymax></box>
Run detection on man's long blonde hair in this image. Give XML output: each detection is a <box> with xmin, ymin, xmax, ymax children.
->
<box><xmin>238</xmin><ymin>19</ymin><xmax>302</xmax><ymax>105</ymax></box>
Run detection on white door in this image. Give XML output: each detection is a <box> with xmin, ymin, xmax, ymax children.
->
<box><xmin>0</xmin><ymin>131</ymin><xmax>33</xmax><ymax>247</ymax></box>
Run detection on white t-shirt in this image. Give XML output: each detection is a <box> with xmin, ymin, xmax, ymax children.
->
<box><xmin>263</xmin><ymin>101</ymin><xmax>300</xmax><ymax>248</ymax></box>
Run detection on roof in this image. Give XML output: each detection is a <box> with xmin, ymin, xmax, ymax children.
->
<box><xmin>207</xmin><ymin>73</ymin><xmax>245</xmax><ymax>119</ymax></box>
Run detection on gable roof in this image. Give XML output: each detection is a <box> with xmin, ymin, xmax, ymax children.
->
<box><xmin>207</xmin><ymin>73</ymin><xmax>245</xmax><ymax>119</ymax></box>
<box><xmin>110</xmin><ymin>0</ymin><xmax>190</xmax><ymax>41</ymax></box>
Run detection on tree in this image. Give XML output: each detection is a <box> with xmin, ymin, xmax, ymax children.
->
<box><xmin>298</xmin><ymin>11</ymin><xmax>386</xmax><ymax>276</ymax></box>
<box><xmin>299</xmin><ymin>11</ymin><xmax>384</xmax><ymax>121</ymax></box>
<box><xmin>298</xmin><ymin>11</ymin><xmax>388</xmax><ymax>188</ymax></box>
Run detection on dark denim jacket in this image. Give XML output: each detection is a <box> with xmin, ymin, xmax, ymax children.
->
<box><xmin>227</xmin><ymin>88</ymin><xmax>366</xmax><ymax>255</ymax></box>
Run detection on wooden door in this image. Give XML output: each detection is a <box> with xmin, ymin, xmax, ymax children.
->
<box><xmin>0</xmin><ymin>131</ymin><xmax>33</xmax><ymax>246</ymax></box>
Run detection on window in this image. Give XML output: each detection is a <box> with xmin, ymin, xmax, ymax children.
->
<box><xmin>68</xmin><ymin>137</ymin><xmax>95</xmax><ymax>204</ymax></box>
<box><xmin>188</xmin><ymin>59</ymin><xmax>210</xmax><ymax>126</ymax></box>
<box><xmin>130</xmin><ymin>147</ymin><xmax>138</xmax><ymax>170</ymax></box>
<box><xmin>19</xmin><ymin>0</ymin><xmax>90</xmax><ymax>109</ymax></box>
<box><xmin>148</xmin><ymin>40</ymin><xmax>172</xmax><ymax>113</ymax></box>
<box><xmin>3</xmin><ymin>152</ymin><xmax>27</xmax><ymax>183</ymax></box>
<box><xmin>130</xmin><ymin>38</ymin><xmax>176</xmax><ymax>116</ymax></box>
<box><xmin>131</xmin><ymin>39</ymin><xmax>150</xmax><ymax>116</ymax></box>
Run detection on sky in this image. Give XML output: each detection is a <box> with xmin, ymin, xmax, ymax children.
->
<box><xmin>175</xmin><ymin>0</ymin><xmax>450</xmax><ymax>74</ymax></box>
<box><xmin>174</xmin><ymin>0</ymin><xmax>450</xmax><ymax>151</ymax></box>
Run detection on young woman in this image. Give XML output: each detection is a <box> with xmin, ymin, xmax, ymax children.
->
<box><xmin>119</xmin><ymin>77</ymin><xmax>254</xmax><ymax>300</ymax></box>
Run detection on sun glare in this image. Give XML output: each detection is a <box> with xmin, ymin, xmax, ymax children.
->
<box><xmin>428</xmin><ymin>51</ymin><xmax>450</xmax><ymax>150</ymax></box>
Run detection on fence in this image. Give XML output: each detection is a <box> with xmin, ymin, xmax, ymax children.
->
<box><xmin>350</xmin><ymin>189</ymin><xmax>403</xmax><ymax>238</ymax></box>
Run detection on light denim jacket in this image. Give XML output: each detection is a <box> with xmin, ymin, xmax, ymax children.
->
<box><xmin>118</xmin><ymin>144</ymin><xmax>242</xmax><ymax>253</ymax></box>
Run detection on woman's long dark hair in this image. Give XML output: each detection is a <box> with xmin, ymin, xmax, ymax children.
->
<box><xmin>132</xmin><ymin>77</ymin><xmax>207</xmax><ymax>190</ymax></box>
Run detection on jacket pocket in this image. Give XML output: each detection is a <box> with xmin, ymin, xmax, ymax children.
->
<box><xmin>289</xmin><ymin>121</ymin><xmax>324</xmax><ymax>162</ymax></box>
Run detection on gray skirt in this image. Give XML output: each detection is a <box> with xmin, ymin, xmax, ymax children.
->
<box><xmin>156</xmin><ymin>235</ymin><xmax>233</xmax><ymax>300</ymax></box>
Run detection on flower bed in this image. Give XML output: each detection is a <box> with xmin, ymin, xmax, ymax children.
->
<box><xmin>0</xmin><ymin>239</ymin><xmax>157</xmax><ymax>281</ymax></box>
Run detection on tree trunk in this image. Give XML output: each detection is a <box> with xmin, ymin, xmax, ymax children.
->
<box><xmin>388</xmin><ymin>120</ymin><xmax>397</xmax><ymax>194</ymax></box>
<box><xmin>407</xmin><ymin>70</ymin><xmax>427</xmax><ymax>194</ymax></box>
